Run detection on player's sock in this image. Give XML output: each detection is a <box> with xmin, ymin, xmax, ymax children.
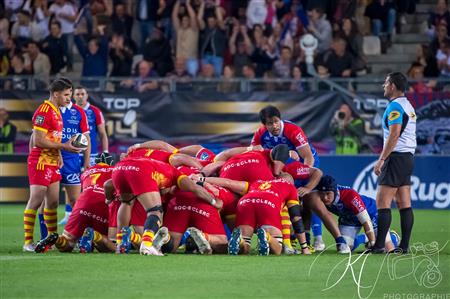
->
<box><xmin>43</xmin><ymin>208</ymin><xmax>58</xmax><ymax>234</ymax></box>
<box><xmin>142</xmin><ymin>230</ymin><xmax>155</xmax><ymax>247</ymax></box>
<box><xmin>399</xmin><ymin>207</ymin><xmax>414</xmax><ymax>252</ymax></box>
<box><xmin>38</xmin><ymin>213</ymin><xmax>48</xmax><ymax>240</ymax></box>
<box><xmin>55</xmin><ymin>236</ymin><xmax>70</xmax><ymax>251</ymax></box>
<box><xmin>93</xmin><ymin>230</ymin><xmax>103</xmax><ymax>243</ymax></box>
<box><xmin>353</xmin><ymin>234</ymin><xmax>367</xmax><ymax>251</ymax></box>
<box><xmin>24</xmin><ymin>209</ymin><xmax>37</xmax><ymax>245</ymax></box>
<box><xmin>374</xmin><ymin>208</ymin><xmax>391</xmax><ymax>249</ymax></box>
<box><xmin>64</xmin><ymin>204</ymin><xmax>72</xmax><ymax>220</ymax></box>
<box><xmin>281</xmin><ymin>207</ymin><xmax>292</xmax><ymax>248</ymax></box>
<box><xmin>116</xmin><ymin>231</ymin><xmax>123</xmax><ymax>245</ymax></box>
<box><xmin>305</xmin><ymin>231</ymin><xmax>311</xmax><ymax>245</ymax></box>
<box><xmin>311</xmin><ymin>213</ymin><xmax>323</xmax><ymax>237</ymax></box>
<box><xmin>130</xmin><ymin>231</ymin><xmax>142</xmax><ymax>246</ymax></box>
<box><xmin>161</xmin><ymin>237</ymin><xmax>174</xmax><ymax>253</ymax></box>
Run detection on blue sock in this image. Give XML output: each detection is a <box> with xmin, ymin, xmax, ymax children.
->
<box><xmin>223</xmin><ymin>224</ymin><xmax>231</xmax><ymax>240</ymax></box>
<box><xmin>353</xmin><ymin>234</ymin><xmax>367</xmax><ymax>251</ymax></box>
<box><xmin>65</xmin><ymin>204</ymin><xmax>72</xmax><ymax>213</ymax></box>
<box><xmin>38</xmin><ymin>213</ymin><xmax>48</xmax><ymax>240</ymax></box>
<box><xmin>179</xmin><ymin>230</ymin><xmax>190</xmax><ymax>246</ymax></box>
<box><xmin>311</xmin><ymin>213</ymin><xmax>322</xmax><ymax>237</ymax></box>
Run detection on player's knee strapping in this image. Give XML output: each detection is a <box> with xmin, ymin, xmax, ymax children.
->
<box><xmin>144</xmin><ymin>205</ymin><xmax>163</xmax><ymax>233</ymax></box>
<box><xmin>288</xmin><ymin>205</ymin><xmax>305</xmax><ymax>234</ymax></box>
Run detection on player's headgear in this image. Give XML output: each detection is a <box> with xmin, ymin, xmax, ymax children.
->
<box><xmin>270</xmin><ymin>144</ymin><xmax>289</xmax><ymax>163</ymax></box>
<box><xmin>316</xmin><ymin>175</ymin><xmax>337</xmax><ymax>193</ymax></box>
<box><xmin>95</xmin><ymin>152</ymin><xmax>114</xmax><ymax>166</ymax></box>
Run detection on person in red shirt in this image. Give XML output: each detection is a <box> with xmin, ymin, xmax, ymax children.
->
<box><xmin>23</xmin><ymin>78</ymin><xmax>81</xmax><ymax>252</ymax></box>
<box><xmin>109</xmin><ymin>157</ymin><xmax>221</xmax><ymax>255</ymax></box>
<box><xmin>34</xmin><ymin>152</ymin><xmax>115</xmax><ymax>253</ymax></box>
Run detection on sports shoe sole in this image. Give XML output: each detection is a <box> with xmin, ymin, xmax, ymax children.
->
<box><xmin>187</xmin><ymin>227</ymin><xmax>212</xmax><ymax>254</ymax></box>
<box><xmin>79</xmin><ymin>228</ymin><xmax>94</xmax><ymax>253</ymax></box>
<box><xmin>228</xmin><ymin>228</ymin><xmax>242</xmax><ymax>255</ymax></box>
<box><xmin>152</xmin><ymin>227</ymin><xmax>170</xmax><ymax>251</ymax></box>
<box><xmin>256</xmin><ymin>228</ymin><xmax>270</xmax><ymax>256</ymax></box>
<box><xmin>35</xmin><ymin>233</ymin><xmax>59</xmax><ymax>253</ymax></box>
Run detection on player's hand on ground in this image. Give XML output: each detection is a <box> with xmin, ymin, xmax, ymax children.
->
<box><xmin>298</xmin><ymin>187</ymin><xmax>310</xmax><ymax>197</ymax></box>
<box><xmin>373</xmin><ymin>159</ymin><xmax>384</xmax><ymax>176</ymax></box>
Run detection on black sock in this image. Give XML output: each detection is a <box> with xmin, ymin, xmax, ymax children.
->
<box><xmin>374</xmin><ymin>208</ymin><xmax>391</xmax><ymax>249</ymax></box>
<box><xmin>305</xmin><ymin>232</ymin><xmax>311</xmax><ymax>245</ymax></box>
<box><xmin>161</xmin><ymin>237</ymin><xmax>174</xmax><ymax>254</ymax></box>
<box><xmin>399</xmin><ymin>207</ymin><xmax>414</xmax><ymax>251</ymax></box>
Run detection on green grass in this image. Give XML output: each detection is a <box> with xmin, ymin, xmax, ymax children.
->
<box><xmin>1</xmin><ymin>205</ymin><xmax>449</xmax><ymax>299</ymax></box>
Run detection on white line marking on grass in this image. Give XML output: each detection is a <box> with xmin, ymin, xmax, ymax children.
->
<box><xmin>0</xmin><ymin>255</ymin><xmax>64</xmax><ymax>261</ymax></box>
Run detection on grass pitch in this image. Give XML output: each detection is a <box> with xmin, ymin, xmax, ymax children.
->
<box><xmin>1</xmin><ymin>205</ymin><xmax>449</xmax><ymax>299</ymax></box>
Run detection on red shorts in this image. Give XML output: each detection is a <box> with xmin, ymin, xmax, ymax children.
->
<box><xmin>27</xmin><ymin>159</ymin><xmax>61</xmax><ymax>187</ymax></box>
<box><xmin>65</xmin><ymin>195</ymin><xmax>109</xmax><ymax>239</ymax></box>
<box><xmin>163</xmin><ymin>192</ymin><xmax>225</xmax><ymax>235</ymax></box>
<box><xmin>219</xmin><ymin>189</ymin><xmax>238</xmax><ymax>218</ymax></box>
<box><xmin>235</xmin><ymin>195</ymin><xmax>282</xmax><ymax>231</ymax></box>
<box><xmin>108</xmin><ymin>200</ymin><xmax>146</xmax><ymax>228</ymax></box>
<box><xmin>112</xmin><ymin>160</ymin><xmax>158</xmax><ymax>196</ymax></box>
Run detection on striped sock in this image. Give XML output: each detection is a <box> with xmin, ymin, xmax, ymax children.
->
<box><xmin>43</xmin><ymin>208</ymin><xmax>57</xmax><ymax>234</ymax></box>
<box><xmin>130</xmin><ymin>231</ymin><xmax>142</xmax><ymax>246</ymax></box>
<box><xmin>281</xmin><ymin>206</ymin><xmax>292</xmax><ymax>248</ymax></box>
<box><xmin>142</xmin><ymin>230</ymin><xmax>155</xmax><ymax>247</ymax></box>
<box><xmin>93</xmin><ymin>230</ymin><xmax>103</xmax><ymax>243</ymax></box>
<box><xmin>24</xmin><ymin>209</ymin><xmax>37</xmax><ymax>245</ymax></box>
<box><xmin>55</xmin><ymin>236</ymin><xmax>68</xmax><ymax>251</ymax></box>
<box><xmin>116</xmin><ymin>232</ymin><xmax>123</xmax><ymax>244</ymax></box>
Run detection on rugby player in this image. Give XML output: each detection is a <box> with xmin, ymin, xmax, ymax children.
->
<box><xmin>315</xmin><ymin>175</ymin><xmax>399</xmax><ymax>252</ymax></box>
<box><xmin>110</xmin><ymin>157</ymin><xmax>221</xmax><ymax>255</ymax></box>
<box><xmin>251</xmin><ymin>105</ymin><xmax>325</xmax><ymax>251</ymax></box>
<box><xmin>35</xmin><ymin>153</ymin><xmax>115</xmax><ymax>253</ymax></box>
<box><xmin>23</xmin><ymin>78</ymin><xmax>80</xmax><ymax>252</ymax></box>
<box><xmin>58</xmin><ymin>87</ymin><xmax>91</xmax><ymax>225</ymax></box>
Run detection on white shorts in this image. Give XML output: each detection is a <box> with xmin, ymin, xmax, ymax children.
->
<box><xmin>339</xmin><ymin>225</ymin><xmax>392</xmax><ymax>249</ymax></box>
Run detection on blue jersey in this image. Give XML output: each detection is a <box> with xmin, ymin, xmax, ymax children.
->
<box><xmin>82</xmin><ymin>102</ymin><xmax>104</xmax><ymax>156</ymax></box>
<box><xmin>327</xmin><ymin>185</ymin><xmax>377</xmax><ymax>227</ymax></box>
<box><xmin>251</xmin><ymin>120</ymin><xmax>319</xmax><ymax>167</ymax></box>
<box><xmin>60</xmin><ymin>102</ymin><xmax>89</xmax><ymax>159</ymax></box>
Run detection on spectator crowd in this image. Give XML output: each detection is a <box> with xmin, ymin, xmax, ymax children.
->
<box><xmin>0</xmin><ymin>0</ymin><xmax>448</xmax><ymax>92</ymax></box>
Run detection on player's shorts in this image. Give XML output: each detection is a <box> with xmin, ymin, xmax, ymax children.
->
<box><xmin>27</xmin><ymin>159</ymin><xmax>61</xmax><ymax>187</ymax></box>
<box><xmin>164</xmin><ymin>193</ymin><xmax>225</xmax><ymax>235</ymax></box>
<box><xmin>80</xmin><ymin>154</ymin><xmax>97</xmax><ymax>167</ymax></box>
<box><xmin>339</xmin><ymin>223</ymin><xmax>390</xmax><ymax>248</ymax></box>
<box><xmin>61</xmin><ymin>156</ymin><xmax>82</xmax><ymax>185</ymax></box>
<box><xmin>65</xmin><ymin>197</ymin><xmax>109</xmax><ymax>239</ymax></box>
<box><xmin>112</xmin><ymin>160</ymin><xmax>158</xmax><ymax>196</ymax></box>
<box><xmin>235</xmin><ymin>196</ymin><xmax>282</xmax><ymax>231</ymax></box>
<box><xmin>378</xmin><ymin>152</ymin><xmax>414</xmax><ymax>187</ymax></box>
<box><xmin>108</xmin><ymin>200</ymin><xmax>146</xmax><ymax>228</ymax></box>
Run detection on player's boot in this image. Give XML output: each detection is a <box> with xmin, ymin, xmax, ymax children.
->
<box><xmin>152</xmin><ymin>226</ymin><xmax>170</xmax><ymax>252</ymax></box>
<box><xmin>313</xmin><ymin>237</ymin><xmax>326</xmax><ymax>251</ymax></box>
<box><xmin>35</xmin><ymin>232</ymin><xmax>59</xmax><ymax>253</ymax></box>
<box><xmin>336</xmin><ymin>236</ymin><xmax>351</xmax><ymax>254</ymax></box>
<box><xmin>256</xmin><ymin>228</ymin><xmax>270</xmax><ymax>256</ymax></box>
<box><xmin>23</xmin><ymin>243</ymin><xmax>36</xmax><ymax>253</ymax></box>
<box><xmin>228</xmin><ymin>228</ymin><xmax>242</xmax><ymax>255</ymax></box>
<box><xmin>117</xmin><ymin>226</ymin><xmax>132</xmax><ymax>254</ymax></box>
<box><xmin>187</xmin><ymin>227</ymin><xmax>212</xmax><ymax>255</ymax></box>
<box><xmin>79</xmin><ymin>227</ymin><xmax>94</xmax><ymax>253</ymax></box>
<box><xmin>282</xmin><ymin>245</ymin><xmax>298</xmax><ymax>255</ymax></box>
<box><xmin>139</xmin><ymin>230</ymin><xmax>163</xmax><ymax>256</ymax></box>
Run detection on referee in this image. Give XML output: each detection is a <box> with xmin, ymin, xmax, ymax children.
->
<box><xmin>372</xmin><ymin>72</ymin><xmax>417</xmax><ymax>254</ymax></box>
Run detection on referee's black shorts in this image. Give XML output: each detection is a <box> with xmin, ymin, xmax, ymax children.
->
<box><xmin>378</xmin><ymin>152</ymin><xmax>414</xmax><ymax>187</ymax></box>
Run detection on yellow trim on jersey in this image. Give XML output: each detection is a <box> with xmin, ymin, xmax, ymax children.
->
<box><xmin>241</xmin><ymin>181</ymin><xmax>249</xmax><ymax>195</ymax></box>
<box><xmin>176</xmin><ymin>175</ymin><xmax>188</xmax><ymax>188</ymax></box>
<box><xmin>33</xmin><ymin>126</ymin><xmax>48</xmax><ymax>133</ymax></box>
<box><xmin>172</xmin><ymin>148</ymin><xmax>179</xmax><ymax>154</ymax></box>
<box><xmin>287</xmin><ymin>199</ymin><xmax>299</xmax><ymax>205</ymax></box>
<box><xmin>44</xmin><ymin>100</ymin><xmax>60</xmax><ymax>116</ymax></box>
<box><xmin>168</xmin><ymin>153</ymin><xmax>176</xmax><ymax>166</ymax></box>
